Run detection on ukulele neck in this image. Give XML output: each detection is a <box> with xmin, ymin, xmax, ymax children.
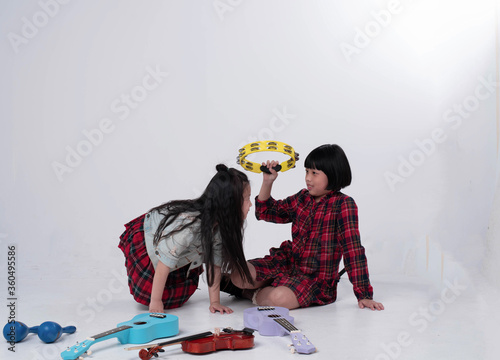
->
<box><xmin>90</xmin><ymin>325</ymin><xmax>132</xmax><ymax>343</ymax></box>
<box><xmin>272</xmin><ymin>317</ymin><xmax>299</xmax><ymax>333</ymax></box>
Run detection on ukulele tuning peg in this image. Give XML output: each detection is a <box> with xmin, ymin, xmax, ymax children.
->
<box><xmin>290</xmin><ymin>347</ymin><xmax>296</xmax><ymax>354</ymax></box>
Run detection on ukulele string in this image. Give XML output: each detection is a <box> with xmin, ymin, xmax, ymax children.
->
<box><xmin>256</xmin><ymin>306</ymin><xmax>315</xmax><ymax>354</ymax></box>
<box><xmin>257</xmin><ymin>307</ymin><xmax>299</xmax><ymax>333</ymax></box>
<box><xmin>91</xmin><ymin>325</ymin><xmax>132</xmax><ymax>340</ymax></box>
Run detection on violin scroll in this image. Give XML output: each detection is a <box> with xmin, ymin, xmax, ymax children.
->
<box><xmin>139</xmin><ymin>346</ymin><xmax>164</xmax><ymax>360</ymax></box>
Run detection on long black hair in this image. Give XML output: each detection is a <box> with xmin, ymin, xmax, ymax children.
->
<box><xmin>149</xmin><ymin>164</ymin><xmax>253</xmax><ymax>287</ymax></box>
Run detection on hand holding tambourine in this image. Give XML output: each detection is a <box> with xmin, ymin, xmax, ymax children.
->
<box><xmin>260</xmin><ymin>160</ymin><xmax>281</xmax><ymax>181</ymax></box>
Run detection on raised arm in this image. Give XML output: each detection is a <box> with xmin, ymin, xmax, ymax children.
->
<box><xmin>258</xmin><ymin>160</ymin><xmax>280</xmax><ymax>201</ymax></box>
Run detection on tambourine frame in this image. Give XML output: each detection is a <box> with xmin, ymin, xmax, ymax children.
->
<box><xmin>236</xmin><ymin>141</ymin><xmax>298</xmax><ymax>173</ymax></box>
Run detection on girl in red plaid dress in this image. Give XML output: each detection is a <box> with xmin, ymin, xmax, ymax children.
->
<box><xmin>119</xmin><ymin>164</ymin><xmax>253</xmax><ymax>314</ymax></box>
<box><xmin>226</xmin><ymin>145</ymin><xmax>384</xmax><ymax>311</ymax></box>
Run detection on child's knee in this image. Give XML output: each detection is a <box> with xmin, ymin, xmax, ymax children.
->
<box><xmin>268</xmin><ymin>287</ymin><xmax>288</xmax><ymax>304</ymax></box>
<box><xmin>267</xmin><ymin>287</ymin><xmax>299</xmax><ymax>309</ymax></box>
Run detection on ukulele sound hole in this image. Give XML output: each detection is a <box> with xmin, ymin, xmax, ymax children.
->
<box><xmin>268</xmin><ymin>315</ymin><xmax>280</xmax><ymax>318</ymax></box>
<box><xmin>133</xmin><ymin>321</ymin><xmax>147</xmax><ymax>325</ymax></box>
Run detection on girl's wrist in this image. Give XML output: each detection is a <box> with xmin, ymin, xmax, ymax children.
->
<box><xmin>150</xmin><ymin>296</ymin><xmax>162</xmax><ymax>303</ymax></box>
<box><xmin>262</xmin><ymin>178</ymin><xmax>275</xmax><ymax>186</ymax></box>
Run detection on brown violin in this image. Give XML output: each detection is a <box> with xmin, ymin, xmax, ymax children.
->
<box><xmin>126</xmin><ymin>327</ymin><xmax>254</xmax><ymax>359</ymax></box>
<box><xmin>181</xmin><ymin>328</ymin><xmax>254</xmax><ymax>354</ymax></box>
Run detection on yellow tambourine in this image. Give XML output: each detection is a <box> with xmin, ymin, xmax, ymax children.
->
<box><xmin>236</xmin><ymin>140</ymin><xmax>299</xmax><ymax>174</ymax></box>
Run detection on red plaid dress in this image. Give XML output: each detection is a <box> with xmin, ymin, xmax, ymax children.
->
<box><xmin>118</xmin><ymin>214</ymin><xmax>203</xmax><ymax>309</ymax></box>
<box><xmin>250</xmin><ymin>189</ymin><xmax>373</xmax><ymax>307</ymax></box>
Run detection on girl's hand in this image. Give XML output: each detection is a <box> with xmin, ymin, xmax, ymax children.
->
<box><xmin>209</xmin><ymin>301</ymin><xmax>233</xmax><ymax>314</ymax></box>
<box><xmin>358</xmin><ymin>299</ymin><xmax>385</xmax><ymax>311</ymax></box>
<box><xmin>262</xmin><ymin>160</ymin><xmax>280</xmax><ymax>182</ymax></box>
<box><xmin>149</xmin><ymin>299</ymin><xmax>165</xmax><ymax>314</ymax></box>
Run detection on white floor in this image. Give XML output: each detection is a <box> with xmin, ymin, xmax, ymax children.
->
<box><xmin>3</xmin><ymin>273</ymin><xmax>500</xmax><ymax>360</ymax></box>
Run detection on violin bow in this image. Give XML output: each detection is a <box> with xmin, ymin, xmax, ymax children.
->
<box><xmin>124</xmin><ymin>331</ymin><xmax>213</xmax><ymax>351</ymax></box>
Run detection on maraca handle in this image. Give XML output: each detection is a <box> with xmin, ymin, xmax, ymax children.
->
<box><xmin>62</xmin><ymin>326</ymin><xmax>76</xmax><ymax>334</ymax></box>
<box><xmin>29</xmin><ymin>326</ymin><xmax>39</xmax><ymax>334</ymax></box>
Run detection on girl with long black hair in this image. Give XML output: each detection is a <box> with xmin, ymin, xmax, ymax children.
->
<box><xmin>119</xmin><ymin>164</ymin><xmax>253</xmax><ymax>314</ymax></box>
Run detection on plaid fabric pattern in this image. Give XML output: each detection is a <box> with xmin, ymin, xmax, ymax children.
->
<box><xmin>118</xmin><ymin>214</ymin><xmax>203</xmax><ymax>309</ymax></box>
<box><xmin>250</xmin><ymin>189</ymin><xmax>373</xmax><ymax>307</ymax></box>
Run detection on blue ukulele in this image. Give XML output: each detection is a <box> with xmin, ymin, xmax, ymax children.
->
<box><xmin>60</xmin><ymin>313</ymin><xmax>178</xmax><ymax>360</ymax></box>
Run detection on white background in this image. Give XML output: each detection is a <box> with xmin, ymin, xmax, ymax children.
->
<box><xmin>1</xmin><ymin>1</ymin><xmax>500</xmax><ymax>359</ymax></box>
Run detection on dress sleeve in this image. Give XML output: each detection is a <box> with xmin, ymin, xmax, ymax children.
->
<box><xmin>254</xmin><ymin>191</ymin><xmax>302</xmax><ymax>224</ymax></box>
<box><xmin>337</xmin><ymin>197</ymin><xmax>373</xmax><ymax>301</ymax></box>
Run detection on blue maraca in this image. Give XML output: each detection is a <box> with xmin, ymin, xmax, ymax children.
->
<box><xmin>3</xmin><ymin>321</ymin><xmax>32</xmax><ymax>343</ymax></box>
<box><xmin>3</xmin><ymin>321</ymin><xmax>76</xmax><ymax>343</ymax></box>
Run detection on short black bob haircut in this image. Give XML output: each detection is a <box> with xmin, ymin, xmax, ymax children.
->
<box><xmin>304</xmin><ymin>144</ymin><xmax>352</xmax><ymax>191</ymax></box>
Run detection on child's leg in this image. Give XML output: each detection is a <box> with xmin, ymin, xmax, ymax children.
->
<box><xmin>255</xmin><ymin>286</ymin><xmax>300</xmax><ymax>310</ymax></box>
<box><xmin>230</xmin><ymin>265</ymin><xmax>299</xmax><ymax>308</ymax></box>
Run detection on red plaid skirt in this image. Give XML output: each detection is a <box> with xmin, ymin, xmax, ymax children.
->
<box><xmin>249</xmin><ymin>240</ymin><xmax>335</xmax><ymax>308</ymax></box>
<box><xmin>118</xmin><ymin>214</ymin><xmax>203</xmax><ymax>309</ymax></box>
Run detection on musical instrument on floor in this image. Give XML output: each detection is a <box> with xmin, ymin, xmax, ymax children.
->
<box><xmin>244</xmin><ymin>306</ymin><xmax>316</xmax><ymax>354</ymax></box>
<box><xmin>60</xmin><ymin>313</ymin><xmax>178</xmax><ymax>360</ymax></box>
<box><xmin>126</xmin><ymin>327</ymin><xmax>255</xmax><ymax>359</ymax></box>
<box><xmin>3</xmin><ymin>320</ymin><xmax>76</xmax><ymax>343</ymax></box>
